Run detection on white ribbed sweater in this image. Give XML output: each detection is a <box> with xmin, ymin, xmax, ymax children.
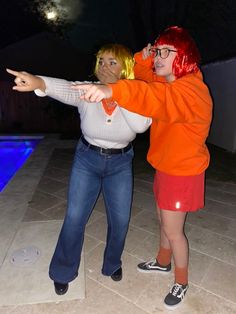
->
<box><xmin>35</xmin><ymin>76</ymin><xmax>151</xmax><ymax>148</ymax></box>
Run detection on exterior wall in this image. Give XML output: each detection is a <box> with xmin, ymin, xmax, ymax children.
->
<box><xmin>202</xmin><ymin>57</ymin><xmax>236</xmax><ymax>152</ymax></box>
<box><xmin>0</xmin><ymin>32</ymin><xmax>92</xmax><ymax>134</ymax></box>
<box><xmin>0</xmin><ymin>81</ymin><xmax>80</xmax><ymax>134</ymax></box>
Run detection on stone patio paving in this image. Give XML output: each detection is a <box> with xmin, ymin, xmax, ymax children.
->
<box><xmin>0</xmin><ymin>134</ymin><xmax>235</xmax><ymax>313</ymax></box>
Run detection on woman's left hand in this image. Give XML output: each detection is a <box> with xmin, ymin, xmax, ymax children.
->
<box><xmin>96</xmin><ymin>67</ymin><xmax>120</xmax><ymax>84</ymax></box>
<box><xmin>142</xmin><ymin>43</ymin><xmax>152</xmax><ymax>60</ymax></box>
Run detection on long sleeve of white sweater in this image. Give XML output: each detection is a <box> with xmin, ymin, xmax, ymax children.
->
<box><xmin>34</xmin><ymin>76</ymin><xmax>152</xmax><ymax>148</ymax></box>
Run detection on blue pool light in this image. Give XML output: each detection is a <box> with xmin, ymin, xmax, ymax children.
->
<box><xmin>0</xmin><ymin>138</ymin><xmax>42</xmax><ymax>192</ymax></box>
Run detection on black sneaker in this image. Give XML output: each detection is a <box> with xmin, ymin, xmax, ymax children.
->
<box><xmin>137</xmin><ymin>259</ymin><xmax>171</xmax><ymax>273</ymax></box>
<box><xmin>54</xmin><ymin>282</ymin><xmax>69</xmax><ymax>295</ymax></box>
<box><xmin>111</xmin><ymin>267</ymin><xmax>122</xmax><ymax>281</ymax></box>
<box><xmin>164</xmin><ymin>283</ymin><xmax>188</xmax><ymax>310</ymax></box>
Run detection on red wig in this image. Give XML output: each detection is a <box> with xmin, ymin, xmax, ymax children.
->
<box><xmin>154</xmin><ymin>26</ymin><xmax>200</xmax><ymax>78</ymax></box>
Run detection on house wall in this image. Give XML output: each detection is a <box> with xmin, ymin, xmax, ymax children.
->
<box><xmin>0</xmin><ymin>81</ymin><xmax>81</xmax><ymax>134</ymax></box>
<box><xmin>0</xmin><ymin>32</ymin><xmax>93</xmax><ymax>134</ymax></box>
<box><xmin>202</xmin><ymin>57</ymin><xmax>236</xmax><ymax>152</ymax></box>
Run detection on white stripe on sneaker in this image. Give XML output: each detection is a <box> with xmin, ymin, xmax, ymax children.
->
<box><xmin>147</xmin><ymin>264</ymin><xmax>168</xmax><ymax>270</ymax></box>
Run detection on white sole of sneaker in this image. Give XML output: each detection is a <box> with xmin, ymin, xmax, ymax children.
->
<box><xmin>137</xmin><ymin>267</ymin><xmax>171</xmax><ymax>274</ymax></box>
<box><xmin>164</xmin><ymin>301</ymin><xmax>184</xmax><ymax>311</ymax></box>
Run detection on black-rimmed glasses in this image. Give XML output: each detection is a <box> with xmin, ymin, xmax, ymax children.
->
<box><xmin>149</xmin><ymin>47</ymin><xmax>177</xmax><ymax>59</ymax></box>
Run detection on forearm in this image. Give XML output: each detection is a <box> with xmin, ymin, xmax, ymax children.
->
<box><xmin>109</xmin><ymin>75</ymin><xmax>212</xmax><ymax>123</ymax></box>
<box><xmin>109</xmin><ymin>80</ymin><xmax>163</xmax><ymax>118</ymax></box>
<box><xmin>35</xmin><ymin>76</ymin><xmax>85</xmax><ymax>107</ymax></box>
<box><xmin>134</xmin><ymin>51</ymin><xmax>165</xmax><ymax>82</ymax></box>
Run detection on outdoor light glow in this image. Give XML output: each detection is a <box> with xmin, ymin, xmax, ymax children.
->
<box><xmin>31</xmin><ymin>0</ymin><xmax>83</xmax><ymax>26</ymax></box>
<box><xmin>46</xmin><ymin>10</ymin><xmax>57</xmax><ymax>20</ymax></box>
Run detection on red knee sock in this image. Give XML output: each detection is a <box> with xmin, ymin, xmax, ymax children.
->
<box><xmin>175</xmin><ymin>266</ymin><xmax>188</xmax><ymax>285</ymax></box>
<box><xmin>156</xmin><ymin>246</ymin><xmax>172</xmax><ymax>266</ymax></box>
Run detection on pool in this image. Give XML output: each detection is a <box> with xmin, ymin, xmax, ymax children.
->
<box><xmin>0</xmin><ymin>136</ymin><xmax>43</xmax><ymax>192</ymax></box>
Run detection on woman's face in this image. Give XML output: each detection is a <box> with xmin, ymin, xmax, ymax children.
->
<box><xmin>96</xmin><ymin>51</ymin><xmax>123</xmax><ymax>84</ymax></box>
<box><xmin>153</xmin><ymin>44</ymin><xmax>177</xmax><ymax>82</ymax></box>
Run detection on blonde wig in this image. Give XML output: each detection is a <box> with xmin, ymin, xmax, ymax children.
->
<box><xmin>94</xmin><ymin>43</ymin><xmax>135</xmax><ymax>79</ymax></box>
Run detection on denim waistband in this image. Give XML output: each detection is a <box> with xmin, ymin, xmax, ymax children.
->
<box><xmin>81</xmin><ymin>136</ymin><xmax>132</xmax><ymax>155</ymax></box>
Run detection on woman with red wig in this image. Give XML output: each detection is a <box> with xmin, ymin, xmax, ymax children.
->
<box><xmin>71</xmin><ymin>26</ymin><xmax>213</xmax><ymax>310</ymax></box>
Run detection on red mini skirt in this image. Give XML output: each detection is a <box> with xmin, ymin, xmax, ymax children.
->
<box><xmin>153</xmin><ymin>170</ymin><xmax>205</xmax><ymax>212</ymax></box>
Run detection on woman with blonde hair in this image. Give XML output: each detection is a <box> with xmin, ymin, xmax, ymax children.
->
<box><xmin>7</xmin><ymin>43</ymin><xmax>151</xmax><ymax>295</ymax></box>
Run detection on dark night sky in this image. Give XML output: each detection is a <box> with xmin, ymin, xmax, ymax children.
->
<box><xmin>1</xmin><ymin>0</ymin><xmax>236</xmax><ymax>134</ymax></box>
<box><xmin>1</xmin><ymin>0</ymin><xmax>236</xmax><ymax>64</ymax></box>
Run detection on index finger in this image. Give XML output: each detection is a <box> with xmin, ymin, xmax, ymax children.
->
<box><xmin>6</xmin><ymin>68</ymin><xmax>21</xmax><ymax>76</ymax></box>
<box><xmin>6</xmin><ymin>69</ymin><xmax>28</xmax><ymax>81</ymax></box>
<box><xmin>71</xmin><ymin>83</ymin><xmax>93</xmax><ymax>90</ymax></box>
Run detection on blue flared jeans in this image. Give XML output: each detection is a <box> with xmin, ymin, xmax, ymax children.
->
<box><xmin>49</xmin><ymin>139</ymin><xmax>134</xmax><ymax>283</ymax></box>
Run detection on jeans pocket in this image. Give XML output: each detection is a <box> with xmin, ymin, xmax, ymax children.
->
<box><xmin>76</xmin><ymin>140</ymin><xmax>90</xmax><ymax>154</ymax></box>
<box><xmin>124</xmin><ymin>147</ymin><xmax>134</xmax><ymax>160</ymax></box>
